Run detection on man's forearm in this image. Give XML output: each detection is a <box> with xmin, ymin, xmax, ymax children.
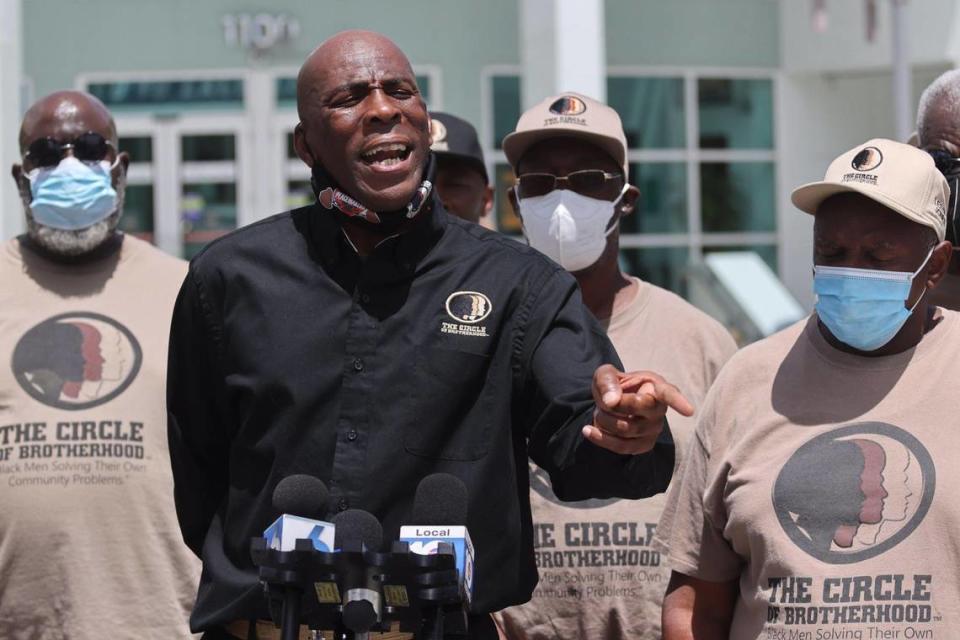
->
<box><xmin>663</xmin><ymin>571</ymin><xmax>738</xmax><ymax>640</ymax></box>
<box><xmin>546</xmin><ymin>418</ymin><xmax>674</xmax><ymax>501</ymax></box>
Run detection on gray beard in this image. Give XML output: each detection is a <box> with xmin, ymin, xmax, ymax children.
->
<box><xmin>26</xmin><ymin>210</ymin><xmax>121</xmax><ymax>256</ymax></box>
<box><xmin>20</xmin><ymin>179</ymin><xmax>125</xmax><ymax>257</ymax></box>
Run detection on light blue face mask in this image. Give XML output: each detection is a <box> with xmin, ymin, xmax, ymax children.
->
<box><xmin>26</xmin><ymin>156</ymin><xmax>119</xmax><ymax>230</ymax></box>
<box><xmin>813</xmin><ymin>248</ymin><xmax>934</xmax><ymax>352</ymax></box>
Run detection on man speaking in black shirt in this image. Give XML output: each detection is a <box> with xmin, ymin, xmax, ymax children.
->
<box><xmin>166</xmin><ymin>30</ymin><xmax>691</xmax><ymax>639</ymax></box>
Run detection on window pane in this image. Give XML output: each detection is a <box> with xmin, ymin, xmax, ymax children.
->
<box><xmin>287</xmin><ymin>180</ymin><xmax>314</xmax><ymax>210</ymax></box>
<box><xmin>625</xmin><ymin>163</ymin><xmax>687</xmax><ymax>233</ymax></box>
<box><xmin>415</xmin><ymin>74</ymin><xmax>431</xmax><ymax>106</ymax></box>
<box><xmin>619</xmin><ymin>247</ymin><xmax>690</xmax><ymax>298</ymax></box>
<box><xmin>703</xmin><ymin>245</ymin><xmax>778</xmax><ymax>274</ymax></box>
<box><xmin>119</xmin><ymin>136</ymin><xmax>152</xmax><ymax>163</ymax></box>
<box><xmin>493</xmin><ymin>76</ymin><xmax>521</xmax><ymax>150</ymax></box>
<box><xmin>700</xmin><ymin>162</ymin><xmax>775</xmax><ymax>232</ymax></box>
<box><xmin>607</xmin><ymin>77</ymin><xmax>685</xmax><ymax>149</ymax></box>
<box><xmin>88</xmin><ymin>80</ymin><xmax>243</xmax><ymax>111</ymax></box>
<box><xmin>181</xmin><ymin>182</ymin><xmax>236</xmax><ymax>258</ymax></box>
<box><xmin>698</xmin><ymin>78</ymin><xmax>773</xmax><ymax>149</ymax></box>
<box><xmin>182</xmin><ymin>135</ymin><xmax>235</xmax><ymax>162</ymax></box>
<box><xmin>119</xmin><ymin>184</ymin><xmax>154</xmax><ymax>243</ymax></box>
<box><xmin>287</xmin><ymin>132</ymin><xmax>297</xmax><ymax>160</ymax></box>
<box><xmin>276</xmin><ymin>77</ymin><xmax>296</xmax><ymax>107</ymax></box>
<box><xmin>494</xmin><ymin>162</ymin><xmax>522</xmax><ymax>235</ymax></box>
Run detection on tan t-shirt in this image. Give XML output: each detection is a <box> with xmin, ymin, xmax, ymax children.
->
<box><xmin>495</xmin><ymin>278</ymin><xmax>738</xmax><ymax>639</ymax></box>
<box><xmin>0</xmin><ymin>236</ymin><xmax>199</xmax><ymax>639</ymax></box>
<box><xmin>664</xmin><ymin>312</ymin><xmax>960</xmax><ymax>639</ymax></box>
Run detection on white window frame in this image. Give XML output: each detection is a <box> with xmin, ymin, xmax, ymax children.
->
<box><xmin>75</xmin><ymin>69</ymin><xmax>251</xmax><ymax>257</ymax></box>
<box><xmin>607</xmin><ymin>65</ymin><xmax>782</xmax><ymax>273</ymax></box>
<box><xmin>480</xmin><ymin>64</ymin><xmax>523</xmax><ymax>233</ymax></box>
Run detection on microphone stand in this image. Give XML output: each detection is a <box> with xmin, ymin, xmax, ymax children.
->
<box><xmin>281</xmin><ymin>584</ymin><xmax>302</xmax><ymax>640</ymax></box>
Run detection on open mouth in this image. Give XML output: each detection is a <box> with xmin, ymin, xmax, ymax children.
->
<box><xmin>360</xmin><ymin>142</ymin><xmax>413</xmax><ymax>169</ymax></box>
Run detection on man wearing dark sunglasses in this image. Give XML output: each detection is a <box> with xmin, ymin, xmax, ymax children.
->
<box><xmin>494</xmin><ymin>93</ymin><xmax>737</xmax><ymax>640</ymax></box>
<box><xmin>917</xmin><ymin>70</ymin><xmax>960</xmax><ymax>310</ymax></box>
<box><xmin>1</xmin><ymin>90</ymin><xmax>199</xmax><ymax>638</ymax></box>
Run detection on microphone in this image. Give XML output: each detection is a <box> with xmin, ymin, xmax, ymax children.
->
<box><xmin>332</xmin><ymin>509</ymin><xmax>384</xmax><ymax>639</ymax></box>
<box><xmin>264</xmin><ymin>474</ymin><xmax>336</xmax><ymax>552</ymax></box>
<box><xmin>400</xmin><ymin>473</ymin><xmax>475</xmax><ymax>605</ymax></box>
<box><xmin>262</xmin><ymin>475</ymin><xmax>334</xmax><ymax>640</ymax></box>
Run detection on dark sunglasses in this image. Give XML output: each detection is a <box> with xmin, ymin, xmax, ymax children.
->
<box><xmin>928</xmin><ymin>149</ymin><xmax>960</xmax><ymax>176</ymax></box>
<box><xmin>928</xmin><ymin>149</ymin><xmax>960</xmax><ymax>244</ymax></box>
<box><xmin>23</xmin><ymin>131</ymin><xmax>114</xmax><ymax>169</ymax></box>
<box><xmin>516</xmin><ymin>170</ymin><xmax>623</xmax><ymax>199</ymax></box>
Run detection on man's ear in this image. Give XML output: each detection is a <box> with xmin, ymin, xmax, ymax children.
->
<box><xmin>482</xmin><ymin>184</ymin><xmax>494</xmax><ymax>217</ymax></box>
<box><xmin>293</xmin><ymin>122</ymin><xmax>315</xmax><ymax>168</ymax></box>
<box><xmin>114</xmin><ymin>151</ymin><xmax>130</xmax><ymax>176</ymax></box>
<box><xmin>619</xmin><ymin>184</ymin><xmax>640</xmax><ymax>218</ymax></box>
<box><xmin>507</xmin><ymin>186</ymin><xmax>520</xmax><ymax>221</ymax></box>
<box><xmin>927</xmin><ymin>240</ymin><xmax>953</xmax><ymax>289</ymax></box>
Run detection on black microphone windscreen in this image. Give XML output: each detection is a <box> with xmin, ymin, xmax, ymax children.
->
<box><xmin>272</xmin><ymin>475</ymin><xmax>330</xmax><ymax>519</ymax></box>
<box><xmin>411</xmin><ymin>473</ymin><xmax>468</xmax><ymax>525</ymax></box>
<box><xmin>332</xmin><ymin>509</ymin><xmax>384</xmax><ymax>551</ymax></box>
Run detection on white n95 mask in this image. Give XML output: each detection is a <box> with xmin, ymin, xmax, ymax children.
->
<box><xmin>519</xmin><ymin>186</ymin><xmax>627</xmax><ymax>272</ymax></box>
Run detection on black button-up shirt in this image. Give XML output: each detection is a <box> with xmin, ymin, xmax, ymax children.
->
<box><xmin>166</xmin><ymin>198</ymin><xmax>674</xmax><ymax>630</ymax></box>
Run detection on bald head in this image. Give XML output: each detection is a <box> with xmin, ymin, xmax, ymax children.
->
<box><xmin>19</xmin><ymin>90</ymin><xmax>117</xmax><ymax>155</ymax></box>
<box><xmin>297</xmin><ymin>30</ymin><xmax>416</xmax><ymax>122</ymax></box>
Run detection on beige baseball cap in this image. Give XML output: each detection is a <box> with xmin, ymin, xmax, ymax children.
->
<box><xmin>502</xmin><ymin>92</ymin><xmax>628</xmax><ymax>176</ymax></box>
<box><xmin>792</xmin><ymin>138</ymin><xmax>949</xmax><ymax>241</ymax></box>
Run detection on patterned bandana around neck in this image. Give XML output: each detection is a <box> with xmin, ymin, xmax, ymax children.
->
<box><xmin>311</xmin><ymin>154</ymin><xmax>435</xmax><ymax>227</ymax></box>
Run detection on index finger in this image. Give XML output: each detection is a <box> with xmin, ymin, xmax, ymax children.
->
<box><xmin>651</xmin><ymin>379</ymin><xmax>694</xmax><ymax>417</ymax></box>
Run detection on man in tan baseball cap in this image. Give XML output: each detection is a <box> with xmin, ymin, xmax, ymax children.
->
<box><xmin>660</xmin><ymin>139</ymin><xmax>959</xmax><ymax>640</ymax></box>
<box><xmin>494</xmin><ymin>93</ymin><xmax>737</xmax><ymax>640</ymax></box>
<box><xmin>792</xmin><ymin>137</ymin><xmax>948</xmax><ymax>242</ymax></box>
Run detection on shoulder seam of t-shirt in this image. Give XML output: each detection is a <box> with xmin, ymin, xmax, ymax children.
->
<box><xmin>804</xmin><ymin>311</ymin><xmax>957</xmax><ymax>371</ymax></box>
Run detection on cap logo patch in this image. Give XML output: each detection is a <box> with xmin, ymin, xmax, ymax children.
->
<box><xmin>430</xmin><ymin>120</ymin><xmax>448</xmax><ymax>151</ymax></box>
<box><xmin>935</xmin><ymin>197</ymin><xmax>946</xmax><ymax>223</ymax></box>
<box><xmin>852</xmin><ymin>147</ymin><xmax>883</xmax><ymax>172</ymax></box>
<box><xmin>549</xmin><ymin>96</ymin><xmax>587</xmax><ymax>116</ymax></box>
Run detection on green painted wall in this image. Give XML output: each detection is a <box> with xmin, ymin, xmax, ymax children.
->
<box><xmin>23</xmin><ymin>0</ymin><xmax>521</xmax><ymax>130</ymax></box>
<box><xmin>605</xmin><ymin>0</ymin><xmax>780</xmax><ymax>68</ymax></box>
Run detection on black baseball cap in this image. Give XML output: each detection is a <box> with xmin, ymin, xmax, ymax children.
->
<box><xmin>429</xmin><ymin>111</ymin><xmax>489</xmax><ymax>184</ymax></box>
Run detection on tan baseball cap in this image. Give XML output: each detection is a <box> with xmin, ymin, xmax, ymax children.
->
<box><xmin>502</xmin><ymin>92</ymin><xmax>628</xmax><ymax>176</ymax></box>
<box><xmin>792</xmin><ymin>138</ymin><xmax>949</xmax><ymax>241</ymax></box>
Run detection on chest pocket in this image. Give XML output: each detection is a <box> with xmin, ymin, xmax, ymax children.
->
<box><xmin>404</xmin><ymin>347</ymin><xmax>494</xmax><ymax>461</ymax></box>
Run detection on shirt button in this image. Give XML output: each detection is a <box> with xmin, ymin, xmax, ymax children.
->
<box><xmin>338</xmin><ymin>498</ymin><xmax>349</xmax><ymax>512</ymax></box>
<box><xmin>352</xmin><ymin>357</ymin><xmax>364</xmax><ymax>371</ymax></box>
<box><xmin>347</xmin><ymin>429</ymin><xmax>358</xmax><ymax>442</ymax></box>
<box><xmin>361</xmin><ymin>293</ymin><xmax>371</xmax><ymax>303</ymax></box>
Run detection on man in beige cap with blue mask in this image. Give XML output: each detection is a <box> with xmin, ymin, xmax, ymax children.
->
<box><xmin>493</xmin><ymin>93</ymin><xmax>737</xmax><ymax>639</ymax></box>
<box><xmin>660</xmin><ymin>138</ymin><xmax>960</xmax><ymax>639</ymax></box>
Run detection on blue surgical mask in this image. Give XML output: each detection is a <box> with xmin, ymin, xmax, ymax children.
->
<box><xmin>813</xmin><ymin>249</ymin><xmax>934</xmax><ymax>352</ymax></box>
<box><xmin>25</xmin><ymin>156</ymin><xmax>119</xmax><ymax>230</ymax></box>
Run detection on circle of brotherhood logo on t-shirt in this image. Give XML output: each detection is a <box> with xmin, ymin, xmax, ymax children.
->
<box><xmin>772</xmin><ymin>422</ymin><xmax>935</xmax><ymax>564</ymax></box>
<box><xmin>11</xmin><ymin>312</ymin><xmax>143</xmax><ymax>410</ymax></box>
